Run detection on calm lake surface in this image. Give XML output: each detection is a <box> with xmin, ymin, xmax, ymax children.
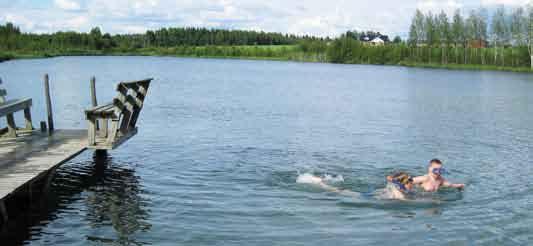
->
<box><xmin>1</xmin><ymin>56</ymin><xmax>533</xmax><ymax>245</ymax></box>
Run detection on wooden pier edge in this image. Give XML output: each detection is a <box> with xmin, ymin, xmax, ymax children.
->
<box><xmin>0</xmin><ymin>130</ymin><xmax>88</xmax><ymax>225</ymax></box>
<box><xmin>0</xmin><ymin>76</ymin><xmax>153</xmax><ymax>226</ymax></box>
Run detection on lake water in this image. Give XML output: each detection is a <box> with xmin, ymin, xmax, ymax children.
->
<box><xmin>1</xmin><ymin>56</ymin><xmax>533</xmax><ymax>245</ymax></box>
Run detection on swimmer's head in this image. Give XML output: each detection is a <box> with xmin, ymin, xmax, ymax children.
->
<box><xmin>428</xmin><ymin>159</ymin><xmax>444</xmax><ymax>177</ymax></box>
<box><xmin>390</xmin><ymin>172</ymin><xmax>414</xmax><ymax>192</ymax></box>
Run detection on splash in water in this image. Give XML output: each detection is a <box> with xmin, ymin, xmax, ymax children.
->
<box><xmin>296</xmin><ymin>173</ymin><xmax>359</xmax><ymax>197</ymax></box>
<box><xmin>295</xmin><ymin>172</ymin><xmax>434</xmax><ymax>201</ymax></box>
<box><xmin>295</xmin><ymin>172</ymin><xmax>463</xmax><ymax>204</ymax></box>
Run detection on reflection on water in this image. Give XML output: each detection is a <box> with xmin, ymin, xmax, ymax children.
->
<box><xmin>2</xmin><ymin>57</ymin><xmax>533</xmax><ymax>245</ymax></box>
<box><xmin>0</xmin><ymin>151</ymin><xmax>151</xmax><ymax>245</ymax></box>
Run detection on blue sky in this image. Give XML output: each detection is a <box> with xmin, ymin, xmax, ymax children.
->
<box><xmin>0</xmin><ymin>0</ymin><xmax>529</xmax><ymax>37</ymax></box>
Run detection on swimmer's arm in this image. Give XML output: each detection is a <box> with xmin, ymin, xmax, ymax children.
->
<box><xmin>318</xmin><ymin>182</ymin><xmax>341</xmax><ymax>192</ymax></box>
<box><xmin>411</xmin><ymin>175</ymin><xmax>427</xmax><ymax>185</ymax></box>
<box><xmin>442</xmin><ymin>180</ymin><xmax>465</xmax><ymax>189</ymax></box>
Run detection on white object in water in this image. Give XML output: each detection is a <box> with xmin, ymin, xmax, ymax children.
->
<box><xmin>296</xmin><ymin>173</ymin><xmax>325</xmax><ymax>185</ymax></box>
<box><xmin>296</xmin><ymin>173</ymin><xmax>359</xmax><ymax>198</ymax></box>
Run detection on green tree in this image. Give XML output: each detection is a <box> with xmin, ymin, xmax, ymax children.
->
<box><xmin>436</xmin><ymin>11</ymin><xmax>450</xmax><ymax>63</ymax></box>
<box><xmin>528</xmin><ymin>4</ymin><xmax>533</xmax><ymax>69</ymax></box>
<box><xmin>425</xmin><ymin>12</ymin><xmax>436</xmax><ymax>62</ymax></box>
<box><xmin>491</xmin><ymin>6</ymin><xmax>507</xmax><ymax>65</ymax></box>
<box><xmin>511</xmin><ymin>7</ymin><xmax>526</xmax><ymax>46</ymax></box>
<box><xmin>452</xmin><ymin>9</ymin><xmax>465</xmax><ymax>64</ymax></box>
<box><xmin>89</xmin><ymin>27</ymin><xmax>102</xmax><ymax>49</ymax></box>
<box><xmin>393</xmin><ymin>36</ymin><xmax>402</xmax><ymax>44</ymax></box>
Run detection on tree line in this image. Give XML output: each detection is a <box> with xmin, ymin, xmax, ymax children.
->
<box><xmin>323</xmin><ymin>5</ymin><xmax>532</xmax><ymax>69</ymax></box>
<box><xmin>0</xmin><ymin>24</ymin><xmax>324</xmax><ymax>53</ymax></box>
<box><xmin>407</xmin><ymin>6</ymin><xmax>533</xmax><ymax>68</ymax></box>
<box><xmin>1</xmin><ymin>5</ymin><xmax>532</xmax><ymax>71</ymax></box>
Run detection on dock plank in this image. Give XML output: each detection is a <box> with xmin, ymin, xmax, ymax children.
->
<box><xmin>0</xmin><ymin>130</ymin><xmax>87</xmax><ymax>200</ymax></box>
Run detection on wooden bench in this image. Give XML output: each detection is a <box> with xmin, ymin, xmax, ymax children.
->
<box><xmin>0</xmin><ymin>81</ymin><xmax>33</xmax><ymax>138</ymax></box>
<box><xmin>85</xmin><ymin>78</ymin><xmax>152</xmax><ymax>150</ymax></box>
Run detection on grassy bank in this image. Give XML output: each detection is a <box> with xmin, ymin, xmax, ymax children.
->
<box><xmin>0</xmin><ymin>45</ymin><xmax>328</xmax><ymax>64</ymax></box>
<box><xmin>0</xmin><ymin>52</ymin><xmax>15</xmax><ymax>62</ymax></box>
<box><xmin>1</xmin><ymin>45</ymin><xmax>531</xmax><ymax>73</ymax></box>
<box><xmin>0</xmin><ymin>49</ymin><xmax>106</xmax><ymax>61</ymax></box>
<box><xmin>398</xmin><ymin>61</ymin><xmax>533</xmax><ymax>73</ymax></box>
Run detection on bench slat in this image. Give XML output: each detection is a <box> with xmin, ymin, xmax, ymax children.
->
<box><xmin>119</xmin><ymin>78</ymin><xmax>153</xmax><ymax>87</ymax></box>
<box><xmin>0</xmin><ymin>98</ymin><xmax>32</xmax><ymax>117</ymax></box>
<box><xmin>86</xmin><ymin>103</ymin><xmax>112</xmax><ymax>113</ymax></box>
<box><xmin>85</xmin><ymin>102</ymin><xmax>116</xmax><ymax>118</ymax></box>
<box><xmin>95</xmin><ymin>104</ymin><xmax>115</xmax><ymax>113</ymax></box>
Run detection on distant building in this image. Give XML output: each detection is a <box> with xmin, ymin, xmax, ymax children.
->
<box><xmin>359</xmin><ymin>33</ymin><xmax>389</xmax><ymax>46</ymax></box>
<box><xmin>468</xmin><ymin>39</ymin><xmax>487</xmax><ymax>48</ymax></box>
<box><xmin>370</xmin><ymin>37</ymin><xmax>385</xmax><ymax>46</ymax></box>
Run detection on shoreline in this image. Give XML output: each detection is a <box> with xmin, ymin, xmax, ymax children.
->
<box><xmin>1</xmin><ymin>51</ymin><xmax>532</xmax><ymax>74</ymax></box>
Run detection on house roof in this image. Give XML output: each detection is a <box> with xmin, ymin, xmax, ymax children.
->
<box><xmin>371</xmin><ymin>37</ymin><xmax>384</xmax><ymax>43</ymax></box>
<box><xmin>359</xmin><ymin>33</ymin><xmax>389</xmax><ymax>43</ymax></box>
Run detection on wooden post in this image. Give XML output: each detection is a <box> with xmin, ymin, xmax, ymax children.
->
<box><xmin>40</xmin><ymin>121</ymin><xmax>47</xmax><ymax>132</ymax></box>
<box><xmin>0</xmin><ymin>77</ymin><xmax>4</xmax><ymax>104</ymax></box>
<box><xmin>87</xmin><ymin>116</ymin><xmax>96</xmax><ymax>146</ymax></box>
<box><xmin>90</xmin><ymin>76</ymin><xmax>100</xmax><ymax>132</ymax></box>
<box><xmin>0</xmin><ymin>200</ymin><xmax>8</xmax><ymax>223</ymax></box>
<box><xmin>44</xmin><ymin>74</ymin><xmax>54</xmax><ymax>133</ymax></box>
<box><xmin>95</xmin><ymin>149</ymin><xmax>108</xmax><ymax>158</ymax></box>
<box><xmin>43</xmin><ymin>167</ymin><xmax>57</xmax><ymax>194</ymax></box>
<box><xmin>24</xmin><ymin>107</ymin><xmax>33</xmax><ymax>130</ymax></box>
<box><xmin>90</xmin><ymin>76</ymin><xmax>98</xmax><ymax>108</ymax></box>
<box><xmin>6</xmin><ymin>113</ymin><xmax>16</xmax><ymax>137</ymax></box>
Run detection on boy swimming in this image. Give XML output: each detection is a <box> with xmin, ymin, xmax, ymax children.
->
<box><xmin>412</xmin><ymin>159</ymin><xmax>465</xmax><ymax>192</ymax></box>
<box><xmin>297</xmin><ymin>158</ymin><xmax>464</xmax><ymax>201</ymax></box>
<box><xmin>384</xmin><ymin>172</ymin><xmax>415</xmax><ymax>200</ymax></box>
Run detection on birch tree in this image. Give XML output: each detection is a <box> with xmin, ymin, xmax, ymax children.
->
<box><xmin>528</xmin><ymin>5</ymin><xmax>533</xmax><ymax>69</ymax></box>
<box><xmin>452</xmin><ymin>9</ymin><xmax>465</xmax><ymax>64</ymax></box>
<box><xmin>510</xmin><ymin>7</ymin><xmax>525</xmax><ymax>66</ymax></box>
<box><xmin>410</xmin><ymin>9</ymin><xmax>425</xmax><ymax>61</ymax></box>
<box><xmin>437</xmin><ymin>11</ymin><xmax>450</xmax><ymax>64</ymax></box>
<box><xmin>465</xmin><ymin>10</ymin><xmax>477</xmax><ymax>64</ymax></box>
<box><xmin>491</xmin><ymin>6</ymin><xmax>507</xmax><ymax>65</ymax></box>
<box><xmin>408</xmin><ymin>20</ymin><xmax>418</xmax><ymax>60</ymax></box>
<box><xmin>425</xmin><ymin>12</ymin><xmax>435</xmax><ymax>63</ymax></box>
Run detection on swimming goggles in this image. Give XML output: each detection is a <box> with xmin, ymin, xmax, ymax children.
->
<box><xmin>432</xmin><ymin>167</ymin><xmax>446</xmax><ymax>175</ymax></box>
<box><xmin>392</xmin><ymin>178</ymin><xmax>412</xmax><ymax>193</ymax></box>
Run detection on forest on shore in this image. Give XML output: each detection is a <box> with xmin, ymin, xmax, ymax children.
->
<box><xmin>1</xmin><ymin>5</ymin><xmax>532</xmax><ymax>72</ymax></box>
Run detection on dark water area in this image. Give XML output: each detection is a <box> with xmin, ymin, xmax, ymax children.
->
<box><xmin>0</xmin><ymin>56</ymin><xmax>532</xmax><ymax>245</ymax></box>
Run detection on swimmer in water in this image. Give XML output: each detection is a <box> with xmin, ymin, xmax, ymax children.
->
<box><xmin>412</xmin><ymin>159</ymin><xmax>465</xmax><ymax>192</ymax></box>
<box><xmin>296</xmin><ymin>173</ymin><xmax>360</xmax><ymax>197</ymax></box>
<box><xmin>385</xmin><ymin>172</ymin><xmax>415</xmax><ymax>200</ymax></box>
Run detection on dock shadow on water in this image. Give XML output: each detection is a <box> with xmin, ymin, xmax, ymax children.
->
<box><xmin>0</xmin><ymin>151</ymin><xmax>151</xmax><ymax>245</ymax></box>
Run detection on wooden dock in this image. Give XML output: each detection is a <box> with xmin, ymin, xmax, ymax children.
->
<box><xmin>0</xmin><ymin>130</ymin><xmax>87</xmax><ymax>203</ymax></box>
<box><xmin>0</xmin><ymin>76</ymin><xmax>153</xmax><ymax>225</ymax></box>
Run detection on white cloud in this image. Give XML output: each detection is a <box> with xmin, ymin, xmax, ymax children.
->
<box><xmin>66</xmin><ymin>15</ymin><xmax>89</xmax><ymax>28</ymax></box>
<box><xmin>418</xmin><ymin>0</ymin><xmax>463</xmax><ymax>12</ymax></box>
<box><xmin>3</xmin><ymin>14</ymin><xmax>35</xmax><ymax>31</ymax></box>
<box><xmin>1</xmin><ymin>0</ymin><xmax>531</xmax><ymax>37</ymax></box>
<box><xmin>54</xmin><ymin>0</ymin><xmax>81</xmax><ymax>11</ymax></box>
<box><xmin>481</xmin><ymin>0</ymin><xmax>530</xmax><ymax>5</ymax></box>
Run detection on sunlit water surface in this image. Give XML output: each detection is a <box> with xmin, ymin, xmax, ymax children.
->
<box><xmin>1</xmin><ymin>56</ymin><xmax>533</xmax><ymax>245</ymax></box>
